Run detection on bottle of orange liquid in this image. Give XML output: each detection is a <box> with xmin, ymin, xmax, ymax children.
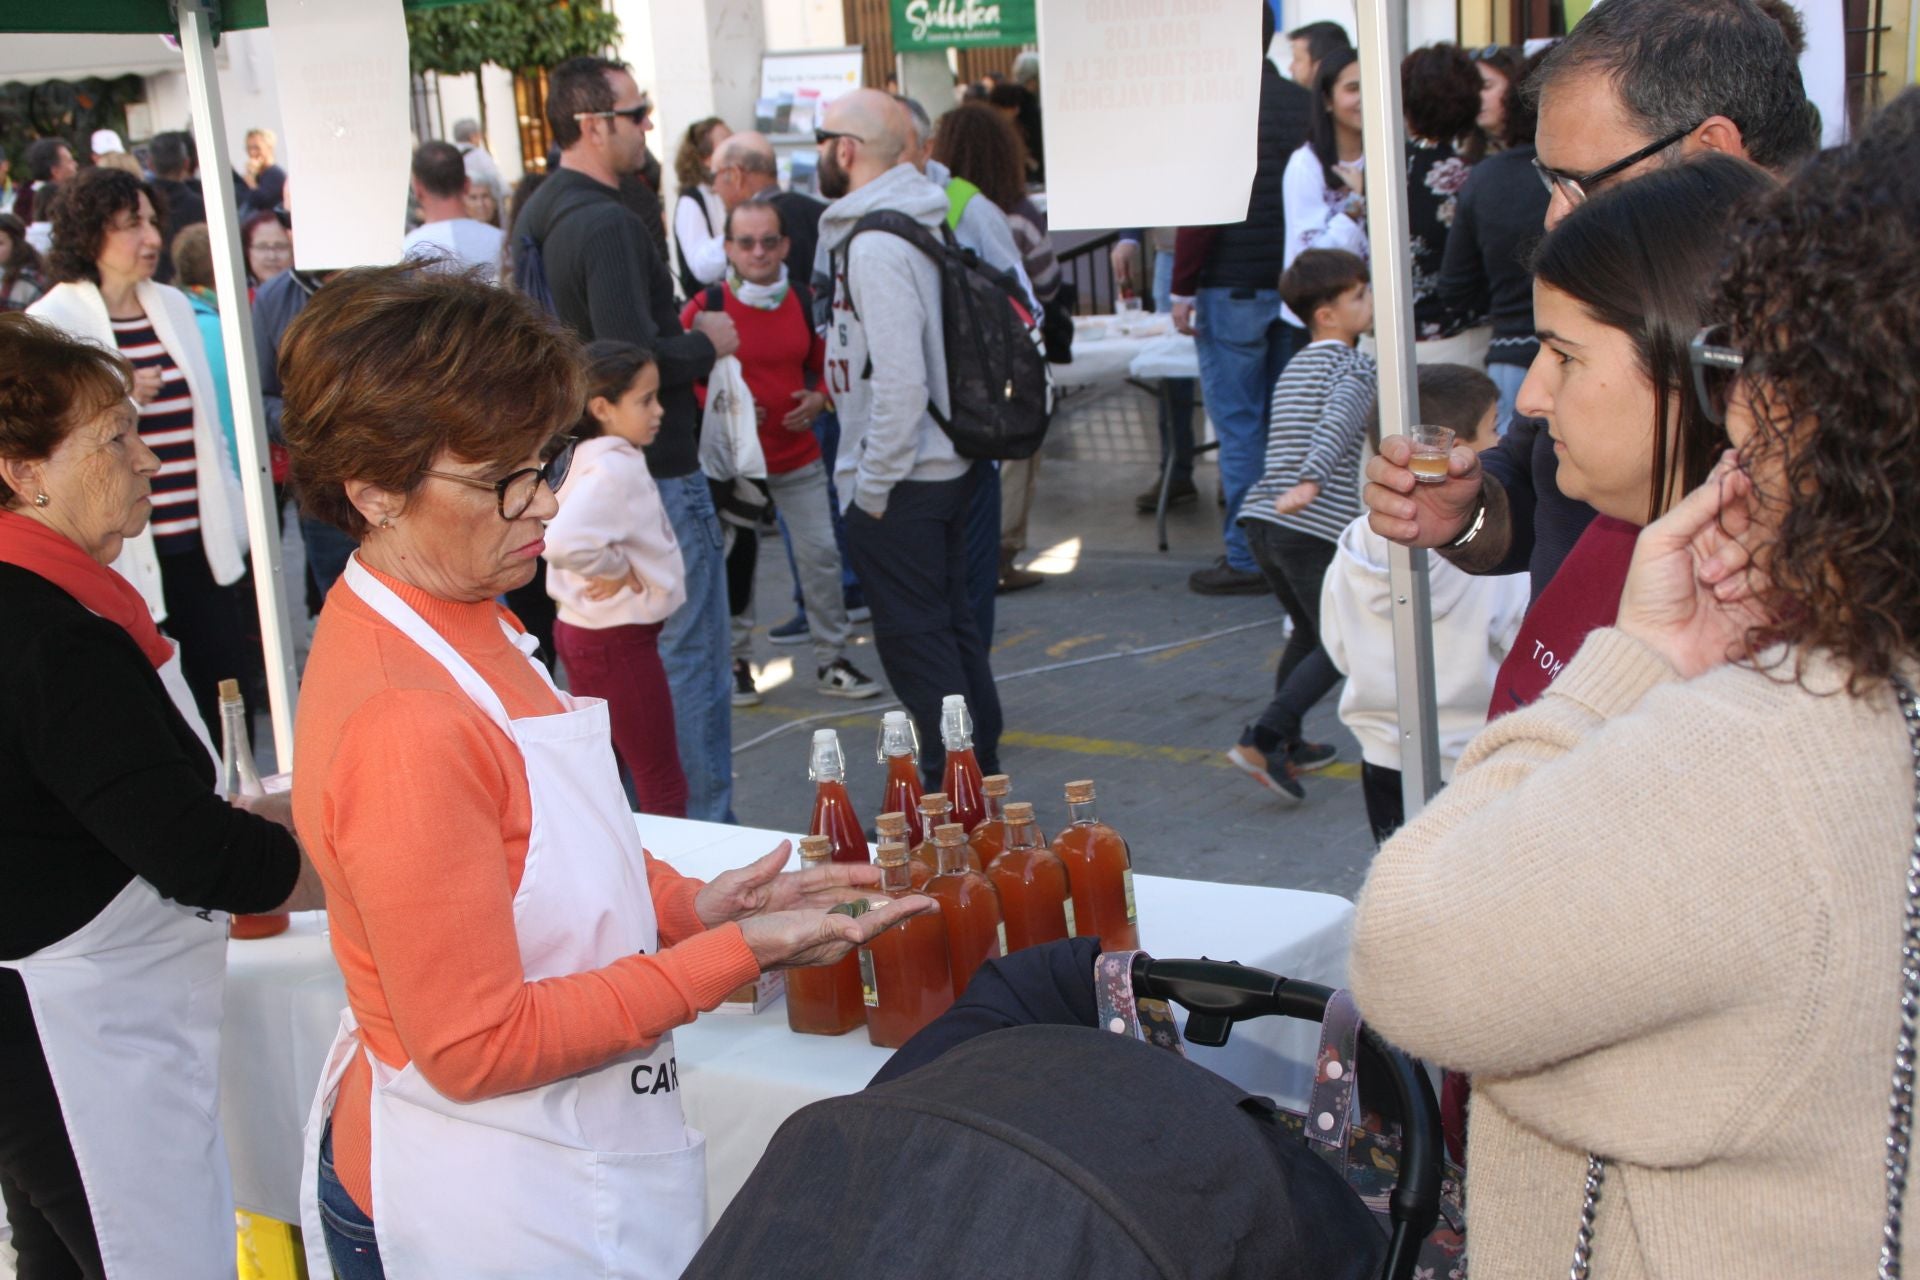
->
<box><xmin>1050</xmin><ymin>779</ymin><xmax>1140</xmax><ymax>951</ymax></box>
<box><xmin>910</xmin><ymin>793</ymin><xmax>982</xmax><ymax>887</ymax></box>
<box><xmin>875</xmin><ymin>809</ymin><xmax>909</xmax><ymax>853</ymax></box>
<box><xmin>969</xmin><ymin>774</ymin><xmax>1013</xmax><ymax>867</ymax></box>
<box><xmin>860</xmin><ymin>835</ymin><xmax>955</xmax><ymax>1049</ymax></box>
<box><xmin>876</xmin><ymin>711</ymin><xmax>926</xmax><ymax>847</ymax></box>
<box><xmin>784</xmin><ymin>835</ymin><xmax>868</xmax><ymax>1036</ymax></box>
<box><xmin>923</xmin><ymin>823</ymin><xmax>1006</xmax><ymax>997</ymax></box>
<box><xmin>808</xmin><ymin>729</ymin><xmax>868</xmax><ymax>864</ymax></box>
<box><xmin>988</xmin><ymin>801</ymin><xmax>1075</xmax><ymax>953</ymax></box>
<box><xmin>939</xmin><ymin>694</ymin><xmax>987</xmax><ymax>831</ymax></box>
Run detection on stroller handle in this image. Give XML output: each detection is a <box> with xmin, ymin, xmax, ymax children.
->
<box><xmin>1132</xmin><ymin>955</ymin><xmax>1443</xmax><ymax>1280</ymax></box>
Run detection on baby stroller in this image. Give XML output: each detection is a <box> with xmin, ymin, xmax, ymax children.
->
<box><xmin>684</xmin><ymin>954</ymin><xmax>1446</xmax><ymax>1280</ymax></box>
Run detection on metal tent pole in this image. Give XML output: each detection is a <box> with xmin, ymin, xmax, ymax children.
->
<box><xmin>1353</xmin><ymin>0</ymin><xmax>1443</xmax><ymax>817</ymax></box>
<box><xmin>177</xmin><ymin>0</ymin><xmax>301</xmax><ymax>767</ymax></box>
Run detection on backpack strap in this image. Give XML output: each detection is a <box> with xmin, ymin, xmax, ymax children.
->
<box><xmin>703</xmin><ymin>283</ymin><xmax>726</xmax><ymax>312</ymax></box>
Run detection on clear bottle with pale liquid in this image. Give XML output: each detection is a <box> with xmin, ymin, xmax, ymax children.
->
<box><xmin>988</xmin><ymin>801</ymin><xmax>1075</xmax><ymax>953</ymax></box>
<box><xmin>923</xmin><ymin>823</ymin><xmax>1006</xmax><ymax>998</ymax></box>
<box><xmin>220</xmin><ymin>679</ymin><xmax>289</xmax><ymax>940</ymax></box>
<box><xmin>1050</xmin><ymin>779</ymin><xmax>1139</xmax><ymax>951</ymax></box>
<box><xmin>859</xmin><ymin>836</ymin><xmax>955</xmax><ymax>1049</ymax></box>
<box><xmin>783</xmin><ymin>835</ymin><xmax>868</xmax><ymax>1036</ymax></box>
<box><xmin>876</xmin><ymin>711</ymin><xmax>926</xmax><ymax>848</ymax></box>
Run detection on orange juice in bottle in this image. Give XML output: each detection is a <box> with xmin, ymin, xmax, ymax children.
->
<box><xmin>860</xmin><ymin>836</ymin><xmax>955</xmax><ymax>1049</ymax></box>
<box><xmin>1050</xmin><ymin>779</ymin><xmax>1140</xmax><ymax>950</ymax></box>
<box><xmin>939</xmin><ymin>695</ymin><xmax>987</xmax><ymax>831</ymax></box>
<box><xmin>988</xmin><ymin>801</ymin><xmax>1074</xmax><ymax>953</ymax></box>
<box><xmin>784</xmin><ymin>835</ymin><xmax>867</xmax><ymax>1036</ymax></box>
<box><xmin>968</xmin><ymin>774</ymin><xmax>1013</xmax><ymax>867</ymax></box>
<box><xmin>910</xmin><ymin>792</ymin><xmax>981</xmax><ymax>887</ymax></box>
<box><xmin>923</xmin><ymin>823</ymin><xmax>1006</xmax><ymax>997</ymax></box>
<box><xmin>876</xmin><ymin>711</ymin><xmax>926</xmax><ymax>847</ymax></box>
<box><xmin>808</xmin><ymin>729</ymin><xmax>867</xmax><ymax>864</ymax></box>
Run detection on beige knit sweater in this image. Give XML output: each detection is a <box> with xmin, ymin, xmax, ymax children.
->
<box><xmin>1350</xmin><ymin>627</ymin><xmax>1917</xmax><ymax>1278</ymax></box>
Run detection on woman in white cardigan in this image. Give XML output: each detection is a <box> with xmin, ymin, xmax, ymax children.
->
<box><xmin>1282</xmin><ymin>48</ymin><xmax>1368</xmax><ymax>334</ymax></box>
<box><xmin>30</xmin><ymin>166</ymin><xmax>251</xmax><ymax>731</ymax></box>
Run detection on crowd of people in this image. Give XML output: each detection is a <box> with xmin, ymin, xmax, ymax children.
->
<box><xmin>3</xmin><ymin>0</ymin><xmax>1920</xmax><ymax>1274</ymax></box>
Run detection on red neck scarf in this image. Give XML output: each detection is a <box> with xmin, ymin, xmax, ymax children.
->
<box><xmin>0</xmin><ymin>509</ymin><xmax>173</xmax><ymax>668</ymax></box>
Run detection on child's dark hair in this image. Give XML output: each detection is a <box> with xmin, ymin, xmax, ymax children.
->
<box><xmin>1416</xmin><ymin>363</ymin><xmax>1500</xmax><ymax>441</ymax></box>
<box><xmin>575</xmin><ymin>340</ymin><xmax>657</xmax><ymax>439</ymax></box>
<box><xmin>1280</xmin><ymin>249</ymin><xmax>1368</xmax><ymax>329</ymax></box>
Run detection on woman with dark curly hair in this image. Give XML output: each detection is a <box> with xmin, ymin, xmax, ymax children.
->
<box><xmin>1400</xmin><ymin>44</ymin><xmax>1486</xmax><ymax>350</ymax></box>
<box><xmin>672</xmin><ymin>115</ymin><xmax>732</xmax><ymax>297</ymax></box>
<box><xmin>1351</xmin><ymin>90</ymin><xmax>1920</xmax><ymax>1277</ymax></box>
<box><xmin>28</xmin><ymin>164</ymin><xmax>253</xmax><ymax>733</ymax></box>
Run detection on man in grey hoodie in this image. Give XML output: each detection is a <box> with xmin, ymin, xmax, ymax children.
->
<box><xmin>815</xmin><ymin>89</ymin><xmax>1003</xmax><ymax>786</ymax></box>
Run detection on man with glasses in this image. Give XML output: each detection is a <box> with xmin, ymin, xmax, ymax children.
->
<box><xmin>512</xmin><ymin>54</ymin><xmax>743</xmax><ymax>823</ymax></box>
<box><xmin>1364</xmin><ymin>0</ymin><xmax>1817</xmax><ymax>600</ymax></box>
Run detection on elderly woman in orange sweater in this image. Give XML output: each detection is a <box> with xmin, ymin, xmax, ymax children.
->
<box><xmin>280</xmin><ymin>266</ymin><xmax>928</xmax><ymax>1280</ymax></box>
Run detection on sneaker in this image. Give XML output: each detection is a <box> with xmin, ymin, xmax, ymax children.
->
<box><xmin>997</xmin><ymin>565</ymin><xmax>1045</xmax><ymax>593</ymax></box>
<box><xmin>817</xmin><ymin>657</ymin><xmax>882</xmax><ymax>699</ymax></box>
<box><xmin>1134</xmin><ymin>476</ymin><xmax>1199</xmax><ymax>513</ymax></box>
<box><xmin>1290</xmin><ymin>740</ymin><xmax>1338</xmax><ymax>772</ymax></box>
<box><xmin>768</xmin><ymin>613</ymin><xmax>810</xmax><ymax>645</ymax></box>
<box><xmin>1226</xmin><ymin>740</ymin><xmax>1304</xmax><ymax>802</ymax></box>
<box><xmin>1188</xmin><ymin>557</ymin><xmax>1268</xmax><ymax>596</ymax></box>
<box><xmin>847</xmin><ymin>604</ymin><xmax>872</xmax><ymax>624</ymax></box>
<box><xmin>731</xmin><ymin>658</ymin><xmax>761</xmax><ymax>707</ymax></box>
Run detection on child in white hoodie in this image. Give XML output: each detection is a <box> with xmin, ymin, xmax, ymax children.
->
<box><xmin>1318</xmin><ymin>364</ymin><xmax>1529</xmax><ymax>843</ymax></box>
<box><xmin>545</xmin><ymin>342</ymin><xmax>690</xmax><ymax>817</ymax></box>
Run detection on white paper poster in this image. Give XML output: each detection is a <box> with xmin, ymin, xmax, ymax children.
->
<box><xmin>1038</xmin><ymin>0</ymin><xmax>1263</xmax><ymax>231</ymax></box>
<box><xmin>759</xmin><ymin>48</ymin><xmax>864</xmax><ymax>137</ymax></box>
<box><xmin>266</xmin><ymin>0</ymin><xmax>412</xmax><ymax>268</ymax></box>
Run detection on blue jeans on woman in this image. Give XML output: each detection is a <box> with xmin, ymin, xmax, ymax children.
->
<box><xmin>316</xmin><ymin>1121</ymin><xmax>385</xmax><ymax>1279</ymax></box>
<box><xmin>655</xmin><ymin>473</ymin><xmax>735</xmax><ymax>823</ymax></box>
<box><xmin>1193</xmin><ymin>287</ymin><xmax>1299</xmax><ymax>573</ymax></box>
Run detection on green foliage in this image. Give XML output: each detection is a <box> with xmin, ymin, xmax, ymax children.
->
<box><xmin>407</xmin><ymin>0</ymin><xmax>621</xmax><ymax>77</ymax></box>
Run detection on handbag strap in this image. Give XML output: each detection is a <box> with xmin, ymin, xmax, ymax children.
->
<box><xmin>1569</xmin><ymin>674</ymin><xmax>1920</xmax><ymax>1280</ymax></box>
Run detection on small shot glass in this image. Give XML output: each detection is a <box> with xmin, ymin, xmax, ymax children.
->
<box><xmin>1408</xmin><ymin>424</ymin><xmax>1456</xmax><ymax>484</ymax></box>
<box><xmin>1116</xmin><ymin>295</ymin><xmax>1143</xmax><ymax>332</ymax></box>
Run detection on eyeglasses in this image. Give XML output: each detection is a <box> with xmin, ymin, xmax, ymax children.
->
<box><xmin>1688</xmin><ymin>326</ymin><xmax>1746</xmax><ymax>426</ymax></box>
<box><xmin>813</xmin><ymin>127</ymin><xmax>866</xmax><ymax>146</ymax></box>
<box><xmin>574</xmin><ymin>103</ymin><xmax>651</xmax><ymax>127</ymax></box>
<box><xmin>421</xmin><ymin>438</ymin><xmax>576</xmax><ymax>520</ymax></box>
<box><xmin>730</xmin><ymin>234</ymin><xmax>784</xmax><ymax>251</ymax></box>
<box><xmin>1531</xmin><ymin>123</ymin><xmax>1699</xmax><ymax>207</ymax></box>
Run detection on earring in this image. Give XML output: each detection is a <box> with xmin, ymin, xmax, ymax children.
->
<box><xmin>380</xmin><ymin>516</ymin><xmax>394</xmax><ymax>529</ymax></box>
<box><xmin>33</xmin><ymin>492</ymin><xmax>49</xmax><ymax>508</ymax></box>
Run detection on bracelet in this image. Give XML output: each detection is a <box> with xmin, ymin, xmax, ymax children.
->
<box><xmin>1448</xmin><ymin>498</ymin><xmax>1488</xmax><ymax>549</ymax></box>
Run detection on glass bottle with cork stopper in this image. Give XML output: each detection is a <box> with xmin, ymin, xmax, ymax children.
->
<box><xmin>859</xmin><ymin>835</ymin><xmax>955</xmax><ymax>1049</ymax></box>
<box><xmin>923</xmin><ymin>822</ymin><xmax>1006</xmax><ymax>997</ymax></box>
<box><xmin>876</xmin><ymin>711</ymin><xmax>926</xmax><ymax>847</ymax></box>
<box><xmin>988</xmin><ymin>801</ymin><xmax>1074</xmax><ymax>953</ymax></box>
<box><xmin>783</xmin><ymin>835</ymin><xmax>868</xmax><ymax>1036</ymax></box>
<box><xmin>968</xmin><ymin>773</ymin><xmax>1014</xmax><ymax>867</ymax></box>
<box><xmin>808</xmin><ymin>729</ymin><xmax>868</xmax><ymax>864</ymax></box>
<box><xmin>938</xmin><ymin>694</ymin><xmax>987</xmax><ymax>831</ymax></box>
<box><xmin>220</xmin><ymin>679</ymin><xmax>289</xmax><ymax>940</ymax></box>
<box><xmin>1050</xmin><ymin>779</ymin><xmax>1139</xmax><ymax>950</ymax></box>
<box><xmin>910</xmin><ymin>793</ymin><xmax>981</xmax><ymax>887</ymax></box>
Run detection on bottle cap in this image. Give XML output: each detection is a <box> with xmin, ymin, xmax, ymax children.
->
<box><xmin>1063</xmin><ymin>779</ymin><xmax>1097</xmax><ymax>804</ymax></box>
<box><xmin>808</xmin><ymin>729</ymin><xmax>846</xmax><ymax>782</ymax></box>
<box><xmin>876</xmin><ymin>709</ymin><xmax>919</xmax><ymax>762</ymax></box>
<box><xmin>982</xmin><ymin>774</ymin><xmax>1010</xmax><ymax>797</ymax></box>
<box><xmin>875</xmin><ymin>811</ymin><xmax>909</xmax><ymax>838</ymax></box>
<box><xmin>218</xmin><ymin>678</ymin><xmax>243</xmax><ymax>703</ymax></box>
<box><xmin>798</xmin><ymin>834</ymin><xmax>832</xmax><ymax>861</ymax></box>
<box><xmin>932</xmin><ymin>822</ymin><xmax>966</xmax><ymax>845</ymax></box>
<box><xmin>1004</xmin><ymin>801</ymin><xmax>1035</xmax><ymax>822</ymax></box>
<box><xmin>875</xmin><ymin>838</ymin><xmax>909</xmax><ymax>868</ymax></box>
<box><xmin>918</xmin><ymin>792</ymin><xmax>950</xmax><ymax>816</ymax></box>
<box><xmin>940</xmin><ymin>694</ymin><xmax>973</xmax><ymax>749</ymax></box>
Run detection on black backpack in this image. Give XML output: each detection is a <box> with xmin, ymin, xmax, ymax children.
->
<box><xmin>512</xmin><ymin>202</ymin><xmax>587</xmax><ymax>316</ymax></box>
<box><xmin>843</xmin><ymin>211</ymin><xmax>1053</xmax><ymax>462</ymax></box>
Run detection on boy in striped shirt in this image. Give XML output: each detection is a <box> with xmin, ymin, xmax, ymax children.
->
<box><xmin>1227</xmin><ymin>248</ymin><xmax>1376</xmax><ymax>802</ymax></box>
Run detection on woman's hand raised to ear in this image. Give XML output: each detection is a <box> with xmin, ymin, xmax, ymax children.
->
<box><xmin>1616</xmin><ymin>452</ymin><xmax>1770</xmax><ymax>680</ymax></box>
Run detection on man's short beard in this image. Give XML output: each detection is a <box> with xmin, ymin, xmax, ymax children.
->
<box><xmin>817</xmin><ymin>147</ymin><xmax>850</xmax><ymax>199</ymax></box>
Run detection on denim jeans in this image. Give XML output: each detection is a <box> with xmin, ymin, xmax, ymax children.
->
<box><xmin>655</xmin><ymin>472</ymin><xmax>735</xmax><ymax>823</ymax></box>
<box><xmin>1151</xmin><ymin>252</ymin><xmax>1198</xmax><ymax>485</ymax></box>
<box><xmin>1488</xmin><ymin>360</ymin><xmax>1529</xmax><ymax>436</ymax></box>
<box><xmin>1194</xmin><ymin>287</ymin><xmax>1298</xmax><ymax>572</ymax></box>
<box><xmin>317</xmin><ymin>1121</ymin><xmax>385</xmax><ymax>1280</ymax></box>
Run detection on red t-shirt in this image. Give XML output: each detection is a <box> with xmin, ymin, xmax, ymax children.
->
<box><xmin>1487</xmin><ymin>515</ymin><xmax>1642</xmax><ymax>719</ymax></box>
<box><xmin>680</xmin><ymin>285</ymin><xmax>824</xmax><ymax>476</ymax></box>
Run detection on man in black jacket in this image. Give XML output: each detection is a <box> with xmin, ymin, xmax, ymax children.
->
<box><xmin>513</xmin><ymin>55</ymin><xmax>744</xmax><ymax>823</ymax></box>
<box><xmin>1169</xmin><ymin>5</ymin><xmax>1311</xmax><ymax>595</ymax></box>
<box><xmin>147</xmin><ymin>132</ymin><xmax>206</xmax><ymax>287</ymax></box>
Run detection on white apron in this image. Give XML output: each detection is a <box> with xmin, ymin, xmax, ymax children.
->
<box><xmin>0</xmin><ymin>646</ymin><xmax>235</xmax><ymax>1279</ymax></box>
<box><xmin>298</xmin><ymin>557</ymin><xmax>707</xmax><ymax>1279</ymax></box>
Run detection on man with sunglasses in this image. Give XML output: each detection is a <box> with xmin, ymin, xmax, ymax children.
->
<box><xmin>1365</xmin><ymin>0</ymin><xmax>1816</xmax><ymax>601</ymax></box>
<box><xmin>512</xmin><ymin>55</ymin><xmax>743</xmax><ymax>823</ymax></box>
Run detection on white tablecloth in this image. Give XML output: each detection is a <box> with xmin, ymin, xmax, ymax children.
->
<box><xmin>1054</xmin><ymin>315</ymin><xmax>1199</xmax><ymax>392</ymax></box>
<box><xmin>218</xmin><ymin>816</ymin><xmax>1352</xmax><ymax>1227</ymax></box>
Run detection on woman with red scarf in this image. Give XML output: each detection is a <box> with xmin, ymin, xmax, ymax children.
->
<box><xmin>0</xmin><ymin>313</ymin><xmax>320</xmax><ymax>1279</ymax></box>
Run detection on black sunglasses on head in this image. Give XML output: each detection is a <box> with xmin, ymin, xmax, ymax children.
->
<box><xmin>813</xmin><ymin>127</ymin><xmax>866</xmax><ymax>146</ymax></box>
<box><xmin>1689</xmin><ymin>325</ymin><xmax>1747</xmax><ymax>426</ymax></box>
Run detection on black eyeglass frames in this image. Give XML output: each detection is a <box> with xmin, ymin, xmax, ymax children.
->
<box><xmin>1531</xmin><ymin>123</ymin><xmax>1700</xmax><ymax>206</ymax></box>
<box><xmin>1689</xmin><ymin>326</ymin><xmax>1746</xmax><ymax>427</ymax></box>
<box><xmin>574</xmin><ymin>103</ymin><xmax>651</xmax><ymax>127</ymax></box>
<box><xmin>421</xmin><ymin>437</ymin><xmax>577</xmax><ymax>520</ymax></box>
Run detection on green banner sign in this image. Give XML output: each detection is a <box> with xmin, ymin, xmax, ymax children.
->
<box><xmin>891</xmin><ymin>0</ymin><xmax>1036</xmax><ymax>51</ymax></box>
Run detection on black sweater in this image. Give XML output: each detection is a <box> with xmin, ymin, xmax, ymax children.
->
<box><xmin>1435</xmin><ymin>145</ymin><xmax>1551</xmax><ymax>368</ymax></box>
<box><xmin>1476</xmin><ymin>416</ymin><xmax>1599</xmax><ymax>598</ymax></box>
<box><xmin>0</xmin><ymin>564</ymin><xmax>298</xmax><ymax>959</ymax></box>
<box><xmin>512</xmin><ymin>168</ymin><xmax>717</xmax><ymax>479</ymax></box>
